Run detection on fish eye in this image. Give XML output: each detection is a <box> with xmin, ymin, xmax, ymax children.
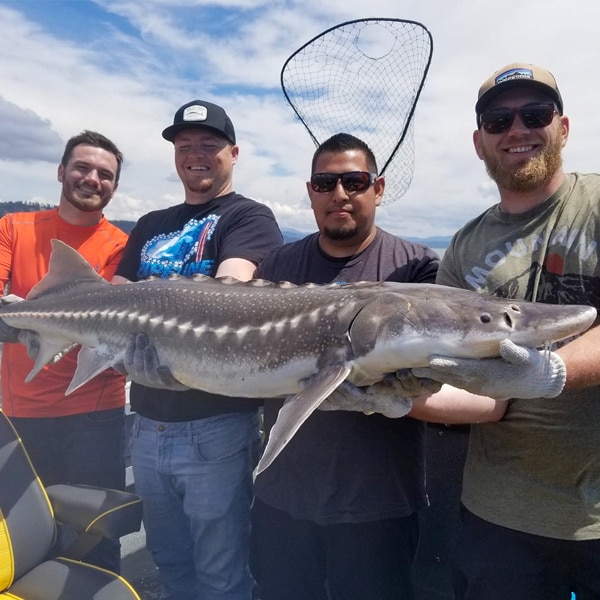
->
<box><xmin>480</xmin><ymin>313</ymin><xmax>492</xmax><ymax>323</ymax></box>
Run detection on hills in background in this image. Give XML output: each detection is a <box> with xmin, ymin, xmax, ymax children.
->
<box><xmin>0</xmin><ymin>201</ymin><xmax>451</xmax><ymax>248</ymax></box>
<box><xmin>0</xmin><ymin>201</ymin><xmax>57</xmax><ymax>214</ymax></box>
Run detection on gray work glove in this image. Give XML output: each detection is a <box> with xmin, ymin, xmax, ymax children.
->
<box><xmin>124</xmin><ymin>332</ymin><xmax>189</xmax><ymax>391</ymax></box>
<box><xmin>18</xmin><ymin>330</ymin><xmax>41</xmax><ymax>359</ymax></box>
<box><xmin>0</xmin><ymin>294</ymin><xmax>25</xmax><ymax>343</ymax></box>
<box><xmin>4</xmin><ymin>296</ymin><xmax>75</xmax><ymax>364</ymax></box>
<box><xmin>18</xmin><ymin>330</ymin><xmax>75</xmax><ymax>365</ymax></box>
<box><xmin>0</xmin><ymin>318</ymin><xmax>21</xmax><ymax>343</ymax></box>
<box><xmin>412</xmin><ymin>339</ymin><xmax>566</xmax><ymax>400</ymax></box>
<box><xmin>319</xmin><ymin>371</ymin><xmax>441</xmax><ymax>418</ymax></box>
<box><xmin>392</xmin><ymin>368</ymin><xmax>443</xmax><ymax>396</ymax></box>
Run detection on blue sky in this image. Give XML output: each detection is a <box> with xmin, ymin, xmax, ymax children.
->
<box><xmin>0</xmin><ymin>0</ymin><xmax>599</xmax><ymax>238</ymax></box>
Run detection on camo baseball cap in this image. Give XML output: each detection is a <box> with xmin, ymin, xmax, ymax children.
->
<box><xmin>475</xmin><ymin>62</ymin><xmax>563</xmax><ymax>116</ymax></box>
<box><xmin>162</xmin><ymin>100</ymin><xmax>236</xmax><ymax>144</ymax></box>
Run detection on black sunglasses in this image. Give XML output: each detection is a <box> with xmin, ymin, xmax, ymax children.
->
<box><xmin>310</xmin><ymin>171</ymin><xmax>377</xmax><ymax>193</ymax></box>
<box><xmin>478</xmin><ymin>103</ymin><xmax>557</xmax><ymax>135</ymax></box>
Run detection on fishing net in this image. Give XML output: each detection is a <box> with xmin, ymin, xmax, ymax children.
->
<box><xmin>281</xmin><ymin>18</ymin><xmax>433</xmax><ymax>203</ymax></box>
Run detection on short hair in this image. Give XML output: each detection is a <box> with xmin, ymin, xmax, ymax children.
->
<box><xmin>60</xmin><ymin>130</ymin><xmax>124</xmax><ymax>182</ymax></box>
<box><xmin>311</xmin><ymin>133</ymin><xmax>378</xmax><ymax>174</ymax></box>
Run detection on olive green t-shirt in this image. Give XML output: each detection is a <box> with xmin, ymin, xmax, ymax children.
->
<box><xmin>438</xmin><ymin>172</ymin><xmax>600</xmax><ymax>540</ymax></box>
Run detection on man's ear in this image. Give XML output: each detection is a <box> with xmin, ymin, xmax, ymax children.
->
<box><xmin>473</xmin><ymin>129</ymin><xmax>485</xmax><ymax>160</ymax></box>
<box><xmin>559</xmin><ymin>115</ymin><xmax>570</xmax><ymax>148</ymax></box>
<box><xmin>374</xmin><ymin>176</ymin><xmax>385</xmax><ymax>207</ymax></box>
<box><xmin>230</xmin><ymin>144</ymin><xmax>239</xmax><ymax>166</ymax></box>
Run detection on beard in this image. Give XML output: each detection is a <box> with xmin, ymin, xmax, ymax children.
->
<box><xmin>62</xmin><ymin>184</ymin><xmax>112</xmax><ymax>212</ymax></box>
<box><xmin>322</xmin><ymin>224</ymin><xmax>360</xmax><ymax>241</ymax></box>
<box><xmin>482</xmin><ymin>133</ymin><xmax>564</xmax><ymax>192</ymax></box>
<box><xmin>185</xmin><ymin>176</ymin><xmax>214</xmax><ymax>194</ymax></box>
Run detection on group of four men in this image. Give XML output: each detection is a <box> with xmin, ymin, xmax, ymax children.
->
<box><xmin>0</xmin><ymin>60</ymin><xmax>598</xmax><ymax>600</ymax></box>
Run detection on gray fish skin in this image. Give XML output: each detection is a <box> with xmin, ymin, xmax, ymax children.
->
<box><xmin>0</xmin><ymin>240</ymin><xmax>596</xmax><ymax>473</ymax></box>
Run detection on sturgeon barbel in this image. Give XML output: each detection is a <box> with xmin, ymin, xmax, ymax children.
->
<box><xmin>0</xmin><ymin>240</ymin><xmax>596</xmax><ymax>472</ymax></box>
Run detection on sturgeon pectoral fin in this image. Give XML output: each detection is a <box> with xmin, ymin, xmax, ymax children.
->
<box><xmin>65</xmin><ymin>344</ymin><xmax>125</xmax><ymax>395</ymax></box>
<box><xmin>24</xmin><ymin>337</ymin><xmax>75</xmax><ymax>383</ymax></box>
<box><xmin>254</xmin><ymin>363</ymin><xmax>352</xmax><ymax>476</ymax></box>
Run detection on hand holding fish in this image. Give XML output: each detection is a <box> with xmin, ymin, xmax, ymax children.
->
<box><xmin>319</xmin><ymin>378</ymin><xmax>412</xmax><ymax>418</ymax></box>
<box><xmin>412</xmin><ymin>339</ymin><xmax>566</xmax><ymax>400</ymax></box>
<box><xmin>319</xmin><ymin>372</ymin><xmax>441</xmax><ymax>418</ymax></box>
<box><xmin>0</xmin><ymin>295</ymin><xmax>25</xmax><ymax>343</ymax></box>
<box><xmin>0</xmin><ymin>318</ymin><xmax>21</xmax><ymax>343</ymax></box>
<box><xmin>18</xmin><ymin>330</ymin><xmax>40</xmax><ymax>359</ymax></box>
<box><xmin>124</xmin><ymin>332</ymin><xmax>190</xmax><ymax>391</ymax></box>
<box><xmin>392</xmin><ymin>369</ymin><xmax>443</xmax><ymax>396</ymax></box>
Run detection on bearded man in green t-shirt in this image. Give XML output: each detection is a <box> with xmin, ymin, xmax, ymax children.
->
<box><xmin>414</xmin><ymin>62</ymin><xmax>600</xmax><ymax>599</ymax></box>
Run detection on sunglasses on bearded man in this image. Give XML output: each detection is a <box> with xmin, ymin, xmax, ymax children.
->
<box><xmin>478</xmin><ymin>102</ymin><xmax>558</xmax><ymax>135</ymax></box>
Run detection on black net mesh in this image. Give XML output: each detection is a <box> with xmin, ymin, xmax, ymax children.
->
<box><xmin>281</xmin><ymin>18</ymin><xmax>433</xmax><ymax>203</ymax></box>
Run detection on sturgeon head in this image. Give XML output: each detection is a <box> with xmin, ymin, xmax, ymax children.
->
<box><xmin>344</xmin><ymin>282</ymin><xmax>598</xmax><ymax>385</ymax></box>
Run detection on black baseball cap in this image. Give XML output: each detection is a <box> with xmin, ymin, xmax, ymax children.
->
<box><xmin>162</xmin><ymin>100</ymin><xmax>236</xmax><ymax>144</ymax></box>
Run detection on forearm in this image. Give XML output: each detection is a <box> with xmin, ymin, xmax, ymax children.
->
<box><xmin>215</xmin><ymin>257</ymin><xmax>257</xmax><ymax>281</ymax></box>
<box><xmin>409</xmin><ymin>385</ymin><xmax>508</xmax><ymax>424</ymax></box>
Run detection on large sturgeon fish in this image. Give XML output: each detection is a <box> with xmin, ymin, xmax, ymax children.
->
<box><xmin>0</xmin><ymin>240</ymin><xmax>596</xmax><ymax>473</ymax></box>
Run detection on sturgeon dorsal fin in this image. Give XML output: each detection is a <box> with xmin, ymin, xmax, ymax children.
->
<box><xmin>27</xmin><ymin>239</ymin><xmax>106</xmax><ymax>300</ymax></box>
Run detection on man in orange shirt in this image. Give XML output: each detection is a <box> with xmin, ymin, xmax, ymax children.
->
<box><xmin>0</xmin><ymin>130</ymin><xmax>128</xmax><ymax>573</ymax></box>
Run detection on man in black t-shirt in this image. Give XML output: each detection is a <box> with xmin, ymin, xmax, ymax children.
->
<box><xmin>248</xmin><ymin>133</ymin><xmax>439</xmax><ymax>600</ymax></box>
<box><xmin>113</xmin><ymin>100</ymin><xmax>282</xmax><ymax>600</ymax></box>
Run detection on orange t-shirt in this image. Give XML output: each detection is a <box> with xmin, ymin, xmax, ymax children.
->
<box><xmin>0</xmin><ymin>209</ymin><xmax>129</xmax><ymax>417</ymax></box>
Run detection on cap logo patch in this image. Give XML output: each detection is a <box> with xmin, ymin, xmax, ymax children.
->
<box><xmin>495</xmin><ymin>67</ymin><xmax>534</xmax><ymax>85</ymax></box>
<box><xmin>182</xmin><ymin>105</ymin><xmax>208</xmax><ymax>122</ymax></box>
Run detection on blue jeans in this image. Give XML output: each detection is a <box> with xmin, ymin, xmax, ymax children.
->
<box><xmin>130</xmin><ymin>411</ymin><xmax>259</xmax><ymax>600</ymax></box>
<box><xmin>10</xmin><ymin>408</ymin><xmax>126</xmax><ymax>573</ymax></box>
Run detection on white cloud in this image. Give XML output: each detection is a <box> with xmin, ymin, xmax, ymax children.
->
<box><xmin>0</xmin><ymin>0</ymin><xmax>599</xmax><ymax>238</ymax></box>
<box><xmin>0</xmin><ymin>97</ymin><xmax>63</xmax><ymax>162</ymax></box>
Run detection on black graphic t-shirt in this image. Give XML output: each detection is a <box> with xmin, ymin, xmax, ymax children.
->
<box><xmin>115</xmin><ymin>192</ymin><xmax>283</xmax><ymax>421</ymax></box>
